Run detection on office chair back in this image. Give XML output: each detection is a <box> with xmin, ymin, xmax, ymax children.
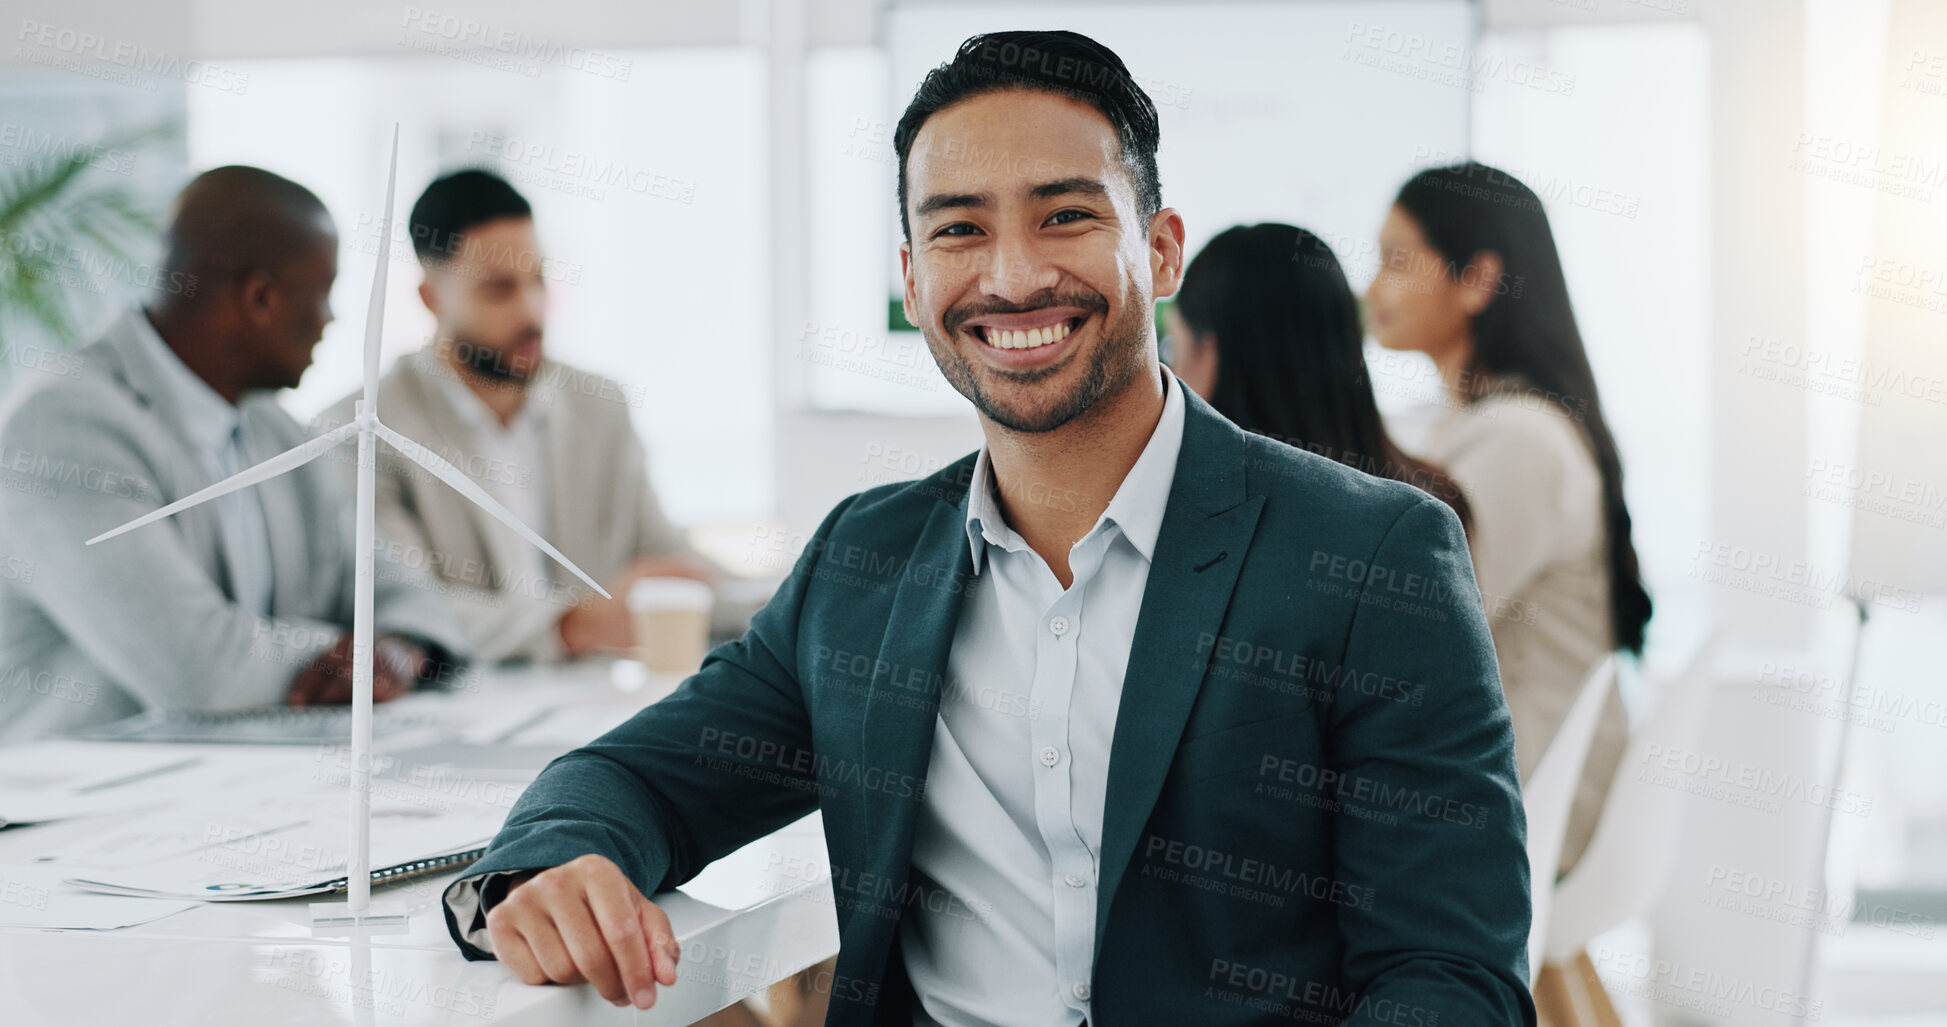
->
<box><xmin>1544</xmin><ymin>634</ymin><xmax>1721</xmax><ymax>964</ymax></box>
<box><xmin>1522</xmin><ymin>654</ymin><xmax>1618</xmax><ymax>981</ymax></box>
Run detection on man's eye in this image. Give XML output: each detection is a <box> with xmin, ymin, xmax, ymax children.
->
<box><xmin>1048</xmin><ymin>209</ymin><xmax>1094</xmax><ymax>226</ymax></box>
<box><xmin>935</xmin><ymin>223</ymin><xmax>980</xmax><ymax>238</ymax></box>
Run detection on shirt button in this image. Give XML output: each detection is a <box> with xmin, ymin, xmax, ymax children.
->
<box><xmin>1073</xmin><ymin>982</ymin><xmax>1092</xmax><ymax>1001</ymax></box>
<box><xmin>1049</xmin><ymin>615</ymin><xmax>1070</xmax><ymax>636</ymax></box>
<box><xmin>1064</xmin><ymin>873</ymin><xmax>1086</xmax><ymax>888</ymax></box>
<box><xmin>1039</xmin><ymin>746</ymin><xmax>1061</xmax><ymax>767</ymax></box>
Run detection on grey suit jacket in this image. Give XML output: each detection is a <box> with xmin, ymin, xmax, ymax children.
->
<box><xmin>0</xmin><ymin>307</ymin><xmax>469</xmax><ymax>744</ymax></box>
<box><xmin>320</xmin><ymin>348</ymin><xmax>699</xmax><ymax>664</ymax></box>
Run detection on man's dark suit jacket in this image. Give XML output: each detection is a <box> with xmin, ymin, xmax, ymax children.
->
<box><xmin>444</xmin><ymin>385</ymin><xmax>1537</xmax><ymax>1026</ymax></box>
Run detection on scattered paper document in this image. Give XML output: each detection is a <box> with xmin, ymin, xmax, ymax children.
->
<box><xmin>0</xmin><ymin>863</ymin><xmax>195</xmax><ymax>930</ymax></box>
<box><xmin>0</xmin><ymin>742</ymin><xmax>203</xmax><ymax>827</ymax></box>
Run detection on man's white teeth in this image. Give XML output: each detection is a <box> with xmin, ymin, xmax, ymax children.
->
<box><xmin>986</xmin><ymin>319</ymin><xmax>1074</xmax><ymax>350</ymax></box>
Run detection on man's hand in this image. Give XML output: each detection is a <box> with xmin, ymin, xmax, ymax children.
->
<box><xmin>558</xmin><ymin>556</ymin><xmax>720</xmax><ymax>659</ymax></box>
<box><xmin>286</xmin><ymin>633</ymin><xmax>427</xmax><ymax>706</ymax></box>
<box><xmin>485</xmin><ymin>854</ymin><xmax>681</xmax><ymax>1010</ymax></box>
<box><xmin>556</xmin><ymin>593</ymin><xmax>634</xmax><ymax>658</ymax></box>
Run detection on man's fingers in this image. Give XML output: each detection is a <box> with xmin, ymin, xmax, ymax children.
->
<box><xmin>372</xmin><ymin>673</ymin><xmax>406</xmax><ymax>703</ymax></box>
<box><xmin>296</xmin><ymin>671</ymin><xmax>336</xmax><ymax>705</ymax></box>
<box><xmin>639</xmin><ymin>898</ymin><xmax>680</xmax><ymax>987</ymax></box>
<box><xmin>314</xmin><ymin>680</ymin><xmax>352</xmax><ymax>705</ymax></box>
<box><xmin>486</xmin><ymin>914</ymin><xmax>548</xmax><ymax>987</ymax></box>
<box><xmin>488</xmin><ymin>858</ymin><xmax>675</xmax><ymax>1008</ymax></box>
<box><xmin>495</xmin><ymin>879</ymin><xmax>585</xmax><ymax>986</ymax></box>
<box><xmin>285</xmin><ymin>675</ymin><xmax>315</xmax><ymax>706</ymax></box>
<box><xmin>550</xmin><ymin>895</ymin><xmax>628</xmax><ymax>1006</ymax></box>
<box><xmin>586</xmin><ymin>867</ymin><xmax>660</xmax><ymax>1007</ymax></box>
<box><xmin>521</xmin><ymin>915</ymin><xmax>583</xmax><ymax>985</ymax></box>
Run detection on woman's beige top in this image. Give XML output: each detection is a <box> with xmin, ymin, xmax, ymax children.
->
<box><xmin>1415</xmin><ymin>387</ymin><xmax>1627</xmax><ymax>875</ymax></box>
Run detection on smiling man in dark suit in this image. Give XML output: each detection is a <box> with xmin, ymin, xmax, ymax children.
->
<box><xmin>442</xmin><ymin>29</ymin><xmax>1535</xmax><ymax>1026</ymax></box>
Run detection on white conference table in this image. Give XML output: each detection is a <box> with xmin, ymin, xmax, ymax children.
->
<box><xmin>0</xmin><ymin>662</ymin><xmax>841</xmax><ymax>1026</ymax></box>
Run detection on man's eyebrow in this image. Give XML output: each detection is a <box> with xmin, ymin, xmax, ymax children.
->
<box><xmin>915</xmin><ymin>192</ymin><xmax>989</xmax><ymax>218</ymax></box>
<box><xmin>1028</xmin><ymin>177</ymin><xmax>1109</xmax><ymax>201</ymax></box>
<box><xmin>915</xmin><ymin>178</ymin><xmax>1111</xmax><ymax>220</ymax></box>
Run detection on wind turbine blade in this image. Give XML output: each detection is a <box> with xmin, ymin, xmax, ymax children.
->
<box><xmin>87</xmin><ymin>422</ymin><xmax>361</xmax><ymax>545</ymax></box>
<box><xmin>364</xmin><ymin>124</ymin><xmax>399</xmax><ymax>405</ymax></box>
<box><xmin>371</xmin><ymin>421</ymin><xmax>612</xmax><ymax>599</ymax></box>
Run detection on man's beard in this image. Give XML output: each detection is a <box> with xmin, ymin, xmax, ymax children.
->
<box><xmin>927</xmin><ymin>284</ymin><xmax>1144</xmax><ymax>434</ymax></box>
<box><xmin>453</xmin><ymin>331</ymin><xmax>541</xmax><ymax>384</ymax></box>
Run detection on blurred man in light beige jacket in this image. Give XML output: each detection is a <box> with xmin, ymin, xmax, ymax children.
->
<box><xmin>324</xmin><ymin>170</ymin><xmax>713</xmax><ymax>665</ymax></box>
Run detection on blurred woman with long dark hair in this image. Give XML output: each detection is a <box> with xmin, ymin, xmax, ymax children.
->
<box><xmin>1367</xmin><ymin>161</ymin><xmax>1652</xmax><ymax>874</ymax></box>
<box><xmin>1167</xmin><ymin>223</ymin><xmax>1471</xmax><ymax>529</ymax></box>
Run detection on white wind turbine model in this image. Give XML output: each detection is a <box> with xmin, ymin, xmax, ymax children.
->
<box><xmin>86</xmin><ymin>125</ymin><xmax>608</xmax><ymax>930</ymax></box>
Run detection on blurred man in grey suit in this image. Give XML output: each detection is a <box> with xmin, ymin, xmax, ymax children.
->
<box><xmin>323</xmin><ymin>171</ymin><xmax>713</xmax><ymax>665</ymax></box>
<box><xmin>0</xmin><ymin>166</ymin><xmax>468</xmax><ymax>744</ymax></box>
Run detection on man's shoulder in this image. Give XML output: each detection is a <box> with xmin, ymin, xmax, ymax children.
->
<box><xmin>766</xmin><ymin>453</ymin><xmax>979</xmax><ymax>607</ymax></box>
<box><xmin>776</xmin><ymin>452</ymin><xmax>976</xmax><ymax>569</ymax></box>
<box><xmin>0</xmin><ymin>343</ymin><xmax>167</xmax><ymax>516</ymax></box>
<box><xmin>320</xmin><ymin>348</ymin><xmax>435</xmax><ymax>425</ymax></box>
<box><xmin>536</xmin><ymin>358</ymin><xmax>627</xmax><ymax>396</ymax></box>
<box><xmin>0</xmin><ymin>340</ymin><xmax>143</xmax><ymax>446</ymax></box>
<box><xmin>533</xmin><ymin>359</ymin><xmax>641</xmax><ymax>427</ymax></box>
<box><xmin>1240</xmin><ymin>431</ymin><xmax>1433</xmax><ymax>530</ymax></box>
<box><xmin>826</xmin><ymin>452</ymin><xmax>980</xmax><ymax>534</ymax></box>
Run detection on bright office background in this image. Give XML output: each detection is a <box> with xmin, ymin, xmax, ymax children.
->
<box><xmin>3</xmin><ymin>1</ymin><xmax>1944</xmax><ymax>1023</ymax></box>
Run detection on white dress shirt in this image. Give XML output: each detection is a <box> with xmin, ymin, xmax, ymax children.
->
<box><xmin>426</xmin><ymin>363</ymin><xmax>553</xmax><ymax>595</ymax></box>
<box><xmin>128</xmin><ymin>310</ymin><xmax>273</xmax><ymax>616</ymax></box>
<box><xmin>903</xmin><ymin>370</ymin><xmax>1185</xmax><ymax>1027</ymax></box>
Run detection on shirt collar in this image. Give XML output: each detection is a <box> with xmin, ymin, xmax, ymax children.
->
<box><xmin>126</xmin><ymin>306</ymin><xmax>242</xmax><ymax>455</ymax></box>
<box><xmin>964</xmin><ymin>368</ymin><xmax>1186</xmax><ymax>573</ymax></box>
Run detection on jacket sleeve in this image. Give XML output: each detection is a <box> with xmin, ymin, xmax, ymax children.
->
<box><xmin>0</xmin><ymin>389</ymin><xmax>339</xmax><ymax>712</ymax></box>
<box><xmin>441</xmin><ymin>494</ymin><xmax>859</xmax><ymax>960</ymax></box>
<box><xmin>1325</xmin><ymin>496</ymin><xmax>1537</xmax><ymax>1026</ymax></box>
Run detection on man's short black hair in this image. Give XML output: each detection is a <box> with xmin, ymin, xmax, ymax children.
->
<box><xmin>408</xmin><ymin>168</ymin><xmax>531</xmax><ymax>264</ymax></box>
<box><xmin>893</xmin><ymin>30</ymin><xmax>1163</xmax><ymax>241</ymax></box>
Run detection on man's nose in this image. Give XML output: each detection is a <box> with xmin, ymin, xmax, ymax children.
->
<box><xmin>978</xmin><ymin>232</ymin><xmax>1060</xmax><ymax>303</ymax></box>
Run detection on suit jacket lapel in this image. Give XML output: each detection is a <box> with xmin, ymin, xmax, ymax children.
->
<box><xmin>103</xmin><ymin>309</ymin><xmax>250</xmax><ymax>600</ymax></box>
<box><xmin>854</xmin><ymin>494</ymin><xmax>971</xmax><ymax>892</ymax></box>
<box><xmin>1095</xmin><ymin>391</ymin><xmax>1264</xmax><ymax>950</ymax></box>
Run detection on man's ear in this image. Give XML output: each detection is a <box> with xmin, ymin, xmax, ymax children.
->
<box><xmin>1461</xmin><ymin>251</ymin><xmax>1505</xmax><ymax>315</ymax></box>
<box><xmin>899</xmin><ymin>242</ymin><xmax>919</xmax><ymax>328</ymax></box>
<box><xmin>1148</xmin><ymin>208</ymin><xmax>1187</xmax><ymax>300</ymax></box>
<box><xmin>238</xmin><ymin>268</ymin><xmax>278</xmax><ymax>331</ymax></box>
<box><xmin>417</xmin><ymin>277</ymin><xmax>439</xmax><ymax>318</ymax></box>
